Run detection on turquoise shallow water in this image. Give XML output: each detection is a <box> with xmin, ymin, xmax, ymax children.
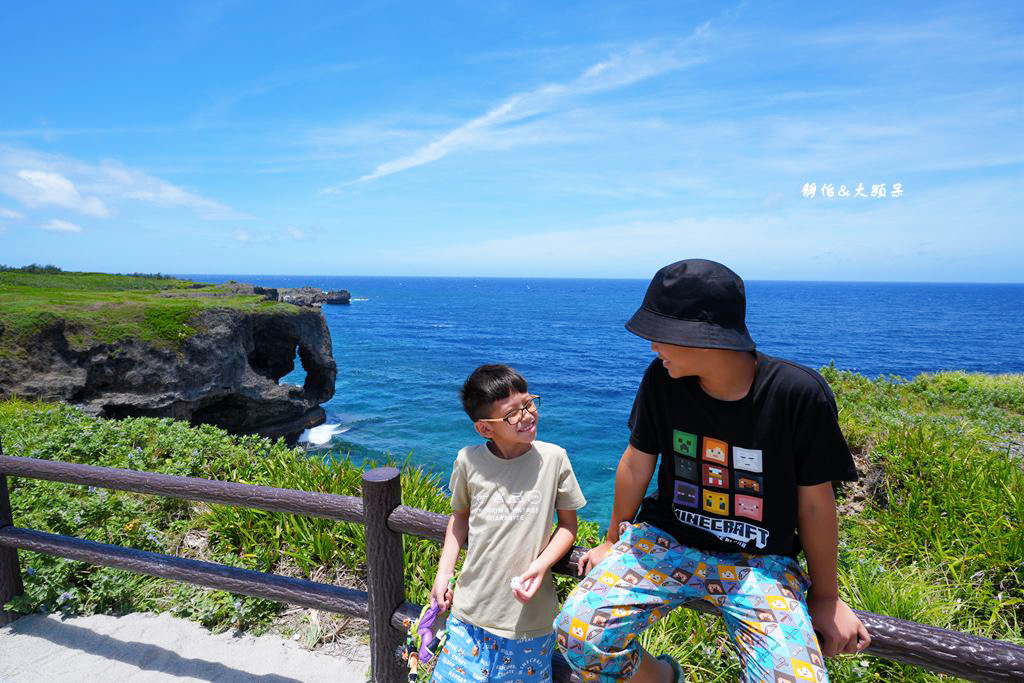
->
<box><xmin>182</xmin><ymin>275</ymin><xmax>1024</xmax><ymax>523</ymax></box>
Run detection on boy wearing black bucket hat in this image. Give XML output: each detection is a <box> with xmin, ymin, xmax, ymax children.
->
<box><xmin>555</xmin><ymin>260</ymin><xmax>869</xmax><ymax>683</ymax></box>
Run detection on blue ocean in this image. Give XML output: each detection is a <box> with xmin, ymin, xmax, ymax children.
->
<box><xmin>183</xmin><ymin>276</ymin><xmax>1024</xmax><ymax>523</ymax></box>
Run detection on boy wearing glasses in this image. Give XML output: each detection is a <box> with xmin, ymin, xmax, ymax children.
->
<box><xmin>555</xmin><ymin>260</ymin><xmax>869</xmax><ymax>683</ymax></box>
<box><xmin>430</xmin><ymin>364</ymin><xmax>586</xmax><ymax>683</ymax></box>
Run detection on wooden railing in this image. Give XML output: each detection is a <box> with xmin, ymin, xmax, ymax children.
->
<box><xmin>1</xmin><ymin>446</ymin><xmax>1023</xmax><ymax>682</ymax></box>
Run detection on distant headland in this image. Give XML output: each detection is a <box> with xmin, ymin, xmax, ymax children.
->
<box><xmin>0</xmin><ymin>265</ymin><xmax>344</xmax><ymax>442</ymax></box>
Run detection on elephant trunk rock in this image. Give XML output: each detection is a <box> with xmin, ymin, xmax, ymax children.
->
<box><xmin>0</xmin><ymin>307</ymin><xmax>337</xmax><ymax>442</ymax></box>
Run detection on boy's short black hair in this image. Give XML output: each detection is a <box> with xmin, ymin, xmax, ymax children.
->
<box><xmin>461</xmin><ymin>364</ymin><xmax>529</xmax><ymax>421</ymax></box>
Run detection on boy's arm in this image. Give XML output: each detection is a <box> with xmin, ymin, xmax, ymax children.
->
<box><xmin>431</xmin><ymin>508</ymin><xmax>469</xmax><ymax>610</ymax></box>
<box><xmin>797</xmin><ymin>482</ymin><xmax>871</xmax><ymax>657</ymax></box>
<box><xmin>578</xmin><ymin>444</ymin><xmax>658</xmax><ymax>575</ymax></box>
<box><xmin>512</xmin><ymin>508</ymin><xmax>579</xmax><ymax>603</ymax></box>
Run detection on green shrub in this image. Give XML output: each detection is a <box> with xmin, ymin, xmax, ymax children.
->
<box><xmin>0</xmin><ymin>400</ymin><xmax>448</xmax><ymax>632</ymax></box>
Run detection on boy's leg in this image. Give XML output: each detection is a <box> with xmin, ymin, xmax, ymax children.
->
<box><xmin>554</xmin><ymin>523</ymin><xmax>704</xmax><ymax>682</ymax></box>
<box><xmin>716</xmin><ymin>555</ymin><xmax>828</xmax><ymax>683</ymax></box>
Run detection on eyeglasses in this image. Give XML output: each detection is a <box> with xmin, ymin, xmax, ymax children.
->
<box><xmin>477</xmin><ymin>396</ymin><xmax>540</xmax><ymax>426</ymax></box>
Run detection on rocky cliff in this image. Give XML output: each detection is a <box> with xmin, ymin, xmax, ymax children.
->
<box><xmin>0</xmin><ymin>306</ymin><xmax>336</xmax><ymax>441</ymax></box>
<box><xmin>277</xmin><ymin>287</ymin><xmax>350</xmax><ymax>306</ymax></box>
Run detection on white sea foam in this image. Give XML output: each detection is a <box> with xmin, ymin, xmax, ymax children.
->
<box><xmin>297</xmin><ymin>423</ymin><xmax>349</xmax><ymax>446</ymax></box>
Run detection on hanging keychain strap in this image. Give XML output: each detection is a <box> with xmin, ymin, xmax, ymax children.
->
<box><xmin>402</xmin><ymin>574</ymin><xmax>457</xmax><ymax>681</ymax></box>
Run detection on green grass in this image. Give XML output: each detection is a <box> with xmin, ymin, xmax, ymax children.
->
<box><xmin>0</xmin><ymin>398</ymin><xmax>456</xmax><ymax>632</ymax></box>
<box><xmin>0</xmin><ymin>269</ymin><xmax>298</xmax><ymax>352</ymax></box>
<box><xmin>1</xmin><ymin>368</ymin><xmax>1022</xmax><ymax>681</ymax></box>
<box><xmin>0</xmin><ymin>266</ymin><xmax>193</xmax><ymax>291</ymax></box>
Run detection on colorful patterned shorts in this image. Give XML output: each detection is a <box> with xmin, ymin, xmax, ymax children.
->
<box><xmin>554</xmin><ymin>523</ymin><xmax>828</xmax><ymax>683</ymax></box>
<box><xmin>430</xmin><ymin>615</ymin><xmax>555</xmax><ymax>683</ymax></box>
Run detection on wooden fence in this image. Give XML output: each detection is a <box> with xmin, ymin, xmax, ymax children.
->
<box><xmin>1</xmin><ymin>446</ymin><xmax>1023</xmax><ymax>682</ymax></box>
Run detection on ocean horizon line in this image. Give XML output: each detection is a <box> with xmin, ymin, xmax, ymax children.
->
<box><xmin>174</xmin><ymin>273</ymin><xmax>1024</xmax><ymax>286</ymax></box>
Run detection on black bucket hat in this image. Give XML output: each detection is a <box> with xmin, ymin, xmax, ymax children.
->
<box><xmin>626</xmin><ymin>259</ymin><xmax>756</xmax><ymax>351</ymax></box>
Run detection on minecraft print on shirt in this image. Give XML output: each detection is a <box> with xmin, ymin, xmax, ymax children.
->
<box><xmin>702</xmin><ymin>489</ymin><xmax>729</xmax><ymax>515</ymax></box>
<box><xmin>733</xmin><ymin>447</ymin><xmax>763</xmax><ymax>472</ymax></box>
<box><xmin>674</xmin><ymin>480</ymin><xmax>699</xmax><ymax>509</ymax></box>
<box><xmin>736</xmin><ymin>472</ymin><xmax>763</xmax><ymax>495</ymax></box>
<box><xmin>735</xmin><ymin>494</ymin><xmax>764</xmax><ymax>522</ymax></box>
<box><xmin>702</xmin><ymin>463</ymin><xmax>729</xmax><ymax>488</ymax></box>
<box><xmin>702</xmin><ymin>437</ymin><xmax>729</xmax><ymax>465</ymax></box>
<box><xmin>673</xmin><ymin>455</ymin><xmax>699</xmax><ymax>481</ymax></box>
<box><xmin>674</xmin><ymin>430</ymin><xmax>698</xmax><ymax>458</ymax></box>
<box><xmin>670</xmin><ymin>431</ymin><xmax>771</xmax><ymax>549</ymax></box>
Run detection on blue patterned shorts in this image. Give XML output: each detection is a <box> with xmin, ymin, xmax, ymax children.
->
<box><xmin>430</xmin><ymin>615</ymin><xmax>554</xmax><ymax>682</ymax></box>
<box><xmin>554</xmin><ymin>523</ymin><xmax>828</xmax><ymax>683</ymax></box>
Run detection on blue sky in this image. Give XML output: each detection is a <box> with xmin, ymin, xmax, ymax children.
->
<box><xmin>1</xmin><ymin>1</ymin><xmax>1022</xmax><ymax>281</ymax></box>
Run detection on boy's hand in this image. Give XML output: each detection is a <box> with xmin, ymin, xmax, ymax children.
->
<box><xmin>808</xmin><ymin>595</ymin><xmax>871</xmax><ymax>657</ymax></box>
<box><xmin>431</xmin><ymin>570</ymin><xmax>454</xmax><ymax>611</ymax></box>
<box><xmin>577</xmin><ymin>540</ymin><xmax>614</xmax><ymax>576</ymax></box>
<box><xmin>512</xmin><ymin>560</ymin><xmax>546</xmax><ymax>604</ymax></box>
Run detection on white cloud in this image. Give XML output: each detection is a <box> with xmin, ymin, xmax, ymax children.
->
<box><xmin>0</xmin><ymin>206</ymin><xmax>24</xmax><ymax>219</ymax></box>
<box><xmin>6</xmin><ymin>169</ymin><xmax>108</xmax><ymax>217</ymax></box>
<box><xmin>42</xmin><ymin>219</ymin><xmax>82</xmax><ymax>233</ymax></box>
<box><xmin>91</xmin><ymin>159</ymin><xmax>248</xmax><ymax>219</ymax></box>
<box><xmin>349</xmin><ymin>38</ymin><xmax>706</xmax><ymax>184</ymax></box>
<box><xmin>234</xmin><ymin>228</ymin><xmax>251</xmax><ymax>242</ymax></box>
<box><xmin>286</xmin><ymin>226</ymin><xmax>307</xmax><ymax>240</ymax></box>
<box><xmin>0</xmin><ymin>146</ymin><xmax>249</xmax><ymax>220</ymax></box>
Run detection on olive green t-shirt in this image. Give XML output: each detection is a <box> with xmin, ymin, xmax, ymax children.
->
<box><xmin>449</xmin><ymin>440</ymin><xmax>586</xmax><ymax>638</ymax></box>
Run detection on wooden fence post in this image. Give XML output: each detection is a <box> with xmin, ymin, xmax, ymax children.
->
<box><xmin>0</xmin><ymin>437</ymin><xmax>24</xmax><ymax>627</ymax></box>
<box><xmin>362</xmin><ymin>467</ymin><xmax>405</xmax><ymax>683</ymax></box>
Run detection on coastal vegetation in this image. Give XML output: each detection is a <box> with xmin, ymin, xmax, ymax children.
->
<box><xmin>1</xmin><ymin>368</ymin><xmax>1022</xmax><ymax>681</ymax></box>
<box><xmin>0</xmin><ymin>266</ymin><xmax>297</xmax><ymax>354</ymax></box>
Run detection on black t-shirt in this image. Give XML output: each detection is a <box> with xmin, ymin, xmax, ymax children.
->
<box><xmin>629</xmin><ymin>352</ymin><xmax>857</xmax><ymax>557</ymax></box>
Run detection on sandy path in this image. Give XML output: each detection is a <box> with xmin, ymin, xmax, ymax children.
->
<box><xmin>0</xmin><ymin>612</ymin><xmax>370</xmax><ymax>682</ymax></box>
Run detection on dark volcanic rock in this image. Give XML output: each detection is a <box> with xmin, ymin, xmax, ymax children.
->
<box><xmin>323</xmin><ymin>290</ymin><xmax>350</xmax><ymax>305</ymax></box>
<box><xmin>0</xmin><ymin>308</ymin><xmax>336</xmax><ymax>442</ymax></box>
<box><xmin>277</xmin><ymin>287</ymin><xmax>350</xmax><ymax>306</ymax></box>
